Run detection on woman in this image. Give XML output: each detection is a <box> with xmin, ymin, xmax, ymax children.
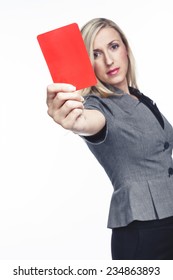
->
<box><xmin>47</xmin><ymin>18</ymin><xmax>173</xmax><ymax>259</ymax></box>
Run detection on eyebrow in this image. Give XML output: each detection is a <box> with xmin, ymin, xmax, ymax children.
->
<box><xmin>93</xmin><ymin>40</ymin><xmax>120</xmax><ymax>52</ymax></box>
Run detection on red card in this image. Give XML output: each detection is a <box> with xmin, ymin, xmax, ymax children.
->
<box><xmin>37</xmin><ymin>23</ymin><xmax>97</xmax><ymax>90</ymax></box>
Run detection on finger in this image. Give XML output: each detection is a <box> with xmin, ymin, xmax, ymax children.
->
<box><xmin>60</xmin><ymin>108</ymin><xmax>84</xmax><ymax>130</ymax></box>
<box><xmin>54</xmin><ymin>91</ymin><xmax>84</xmax><ymax>105</ymax></box>
<box><xmin>46</xmin><ymin>83</ymin><xmax>76</xmax><ymax>106</ymax></box>
<box><xmin>51</xmin><ymin>100</ymin><xmax>84</xmax><ymax>124</ymax></box>
<box><xmin>47</xmin><ymin>83</ymin><xmax>76</xmax><ymax>93</ymax></box>
<box><xmin>48</xmin><ymin>92</ymin><xmax>84</xmax><ymax>116</ymax></box>
<box><xmin>59</xmin><ymin>99</ymin><xmax>84</xmax><ymax>118</ymax></box>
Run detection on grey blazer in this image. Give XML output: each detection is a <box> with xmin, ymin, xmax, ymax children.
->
<box><xmin>82</xmin><ymin>88</ymin><xmax>173</xmax><ymax>228</ymax></box>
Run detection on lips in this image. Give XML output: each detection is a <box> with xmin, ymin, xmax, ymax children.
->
<box><xmin>107</xmin><ymin>67</ymin><xmax>120</xmax><ymax>75</ymax></box>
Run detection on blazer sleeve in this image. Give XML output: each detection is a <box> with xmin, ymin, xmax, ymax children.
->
<box><xmin>81</xmin><ymin>94</ymin><xmax>113</xmax><ymax>144</ymax></box>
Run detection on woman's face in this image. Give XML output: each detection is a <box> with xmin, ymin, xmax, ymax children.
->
<box><xmin>93</xmin><ymin>27</ymin><xmax>129</xmax><ymax>92</ymax></box>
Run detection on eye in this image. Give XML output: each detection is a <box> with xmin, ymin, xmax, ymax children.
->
<box><xmin>111</xmin><ymin>43</ymin><xmax>119</xmax><ymax>50</ymax></box>
<box><xmin>93</xmin><ymin>51</ymin><xmax>101</xmax><ymax>59</ymax></box>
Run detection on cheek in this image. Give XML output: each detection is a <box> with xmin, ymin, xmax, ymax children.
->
<box><xmin>118</xmin><ymin>51</ymin><xmax>129</xmax><ymax>74</ymax></box>
<box><xmin>93</xmin><ymin>62</ymin><xmax>101</xmax><ymax>77</ymax></box>
<box><xmin>121</xmin><ymin>49</ymin><xmax>128</xmax><ymax>64</ymax></box>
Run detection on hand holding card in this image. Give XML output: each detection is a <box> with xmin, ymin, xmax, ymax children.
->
<box><xmin>37</xmin><ymin>23</ymin><xmax>97</xmax><ymax>90</ymax></box>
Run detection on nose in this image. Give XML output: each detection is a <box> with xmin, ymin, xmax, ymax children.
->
<box><xmin>104</xmin><ymin>51</ymin><xmax>114</xmax><ymax>66</ymax></box>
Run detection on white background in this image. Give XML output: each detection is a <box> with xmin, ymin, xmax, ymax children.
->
<box><xmin>0</xmin><ymin>0</ymin><xmax>173</xmax><ymax>260</ymax></box>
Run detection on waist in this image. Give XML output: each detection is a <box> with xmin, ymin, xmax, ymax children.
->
<box><xmin>121</xmin><ymin>216</ymin><xmax>173</xmax><ymax>230</ymax></box>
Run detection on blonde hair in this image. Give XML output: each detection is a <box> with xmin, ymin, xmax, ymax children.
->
<box><xmin>80</xmin><ymin>18</ymin><xmax>138</xmax><ymax>97</ymax></box>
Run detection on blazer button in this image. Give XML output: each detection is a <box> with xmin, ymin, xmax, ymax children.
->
<box><xmin>168</xmin><ymin>167</ymin><xmax>173</xmax><ymax>177</ymax></box>
<box><xmin>164</xmin><ymin>142</ymin><xmax>169</xmax><ymax>150</ymax></box>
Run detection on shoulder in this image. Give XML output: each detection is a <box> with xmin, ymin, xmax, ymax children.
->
<box><xmin>84</xmin><ymin>93</ymin><xmax>119</xmax><ymax>116</ymax></box>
